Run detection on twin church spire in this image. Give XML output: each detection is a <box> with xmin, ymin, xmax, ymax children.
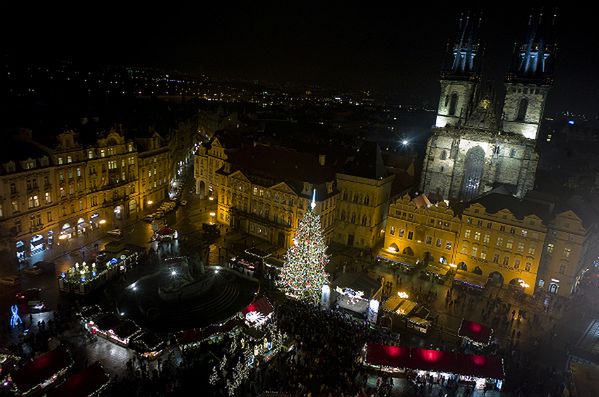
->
<box><xmin>435</xmin><ymin>10</ymin><xmax>557</xmax><ymax>141</ymax></box>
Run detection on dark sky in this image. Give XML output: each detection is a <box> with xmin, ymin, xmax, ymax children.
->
<box><xmin>4</xmin><ymin>2</ymin><xmax>599</xmax><ymax>115</ymax></box>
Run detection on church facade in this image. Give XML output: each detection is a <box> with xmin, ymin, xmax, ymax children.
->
<box><xmin>420</xmin><ymin>13</ymin><xmax>556</xmax><ymax>202</ymax></box>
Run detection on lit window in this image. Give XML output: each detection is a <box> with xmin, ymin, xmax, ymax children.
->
<box><xmin>563</xmin><ymin>248</ymin><xmax>571</xmax><ymax>258</ymax></box>
<box><xmin>547</xmin><ymin>243</ymin><xmax>554</xmax><ymax>253</ymax></box>
<box><xmin>474</xmin><ymin>231</ymin><xmax>481</xmax><ymax>241</ymax></box>
<box><xmin>464</xmin><ymin>229</ymin><xmax>471</xmax><ymax>238</ymax></box>
<box><xmin>506</xmin><ymin>240</ymin><xmax>513</xmax><ymax>249</ymax></box>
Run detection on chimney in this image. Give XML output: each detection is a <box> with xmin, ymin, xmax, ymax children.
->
<box><xmin>318</xmin><ymin>154</ymin><xmax>326</xmax><ymax>166</ymax></box>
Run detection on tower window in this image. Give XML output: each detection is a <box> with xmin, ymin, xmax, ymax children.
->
<box><xmin>440</xmin><ymin>150</ymin><xmax>447</xmax><ymax>160</ymax></box>
<box><xmin>448</xmin><ymin>93</ymin><xmax>458</xmax><ymax>116</ymax></box>
<box><xmin>516</xmin><ymin>98</ymin><xmax>528</xmax><ymax>121</ymax></box>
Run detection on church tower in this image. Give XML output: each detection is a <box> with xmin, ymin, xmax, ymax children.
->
<box><xmin>435</xmin><ymin>13</ymin><xmax>481</xmax><ymax>128</ymax></box>
<box><xmin>502</xmin><ymin>11</ymin><xmax>557</xmax><ymax>140</ymax></box>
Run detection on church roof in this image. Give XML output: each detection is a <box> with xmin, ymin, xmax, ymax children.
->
<box><xmin>468</xmin><ymin>189</ymin><xmax>553</xmax><ymax>222</ymax></box>
<box><xmin>340</xmin><ymin>141</ymin><xmax>387</xmax><ymax>180</ymax></box>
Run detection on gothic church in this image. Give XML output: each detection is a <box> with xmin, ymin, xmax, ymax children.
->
<box><xmin>420</xmin><ymin>12</ymin><xmax>556</xmax><ymax>202</ymax></box>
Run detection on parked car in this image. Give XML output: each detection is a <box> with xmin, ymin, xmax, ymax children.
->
<box><xmin>107</xmin><ymin>229</ymin><xmax>123</xmax><ymax>237</ymax></box>
<box><xmin>23</xmin><ymin>265</ymin><xmax>43</xmax><ymax>276</ymax></box>
<box><xmin>0</xmin><ymin>275</ymin><xmax>19</xmax><ymax>286</ymax></box>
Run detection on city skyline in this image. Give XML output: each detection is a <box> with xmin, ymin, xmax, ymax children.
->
<box><xmin>4</xmin><ymin>3</ymin><xmax>599</xmax><ymax>115</ymax></box>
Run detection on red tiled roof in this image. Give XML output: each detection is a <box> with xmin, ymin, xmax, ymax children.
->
<box><xmin>226</xmin><ymin>144</ymin><xmax>336</xmax><ymax>185</ymax></box>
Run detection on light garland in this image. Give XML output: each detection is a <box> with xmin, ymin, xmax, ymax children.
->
<box><xmin>277</xmin><ymin>202</ymin><xmax>330</xmax><ymax>303</ymax></box>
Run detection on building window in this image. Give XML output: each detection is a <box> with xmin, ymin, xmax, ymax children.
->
<box><xmin>435</xmin><ymin>238</ymin><xmax>442</xmax><ymax>247</ymax></box>
<box><xmin>464</xmin><ymin>229</ymin><xmax>471</xmax><ymax>239</ymax></box>
<box><xmin>503</xmin><ymin>256</ymin><xmax>509</xmax><ymax>266</ymax></box>
<box><xmin>547</xmin><ymin>243</ymin><xmax>554</xmax><ymax>253</ymax></box>
<box><xmin>559</xmin><ymin>263</ymin><xmax>566</xmax><ymax>274</ymax></box>
<box><xmin>514</xmin><ymin>259</ymin><xmax>521</xmax><ymax>269</ymax></box>
<box><xmin>399</xmin><ymin>229</ymin><xmax>405</xmax><ymax>238</ymax></box>
<box><xmin>67</xmin><ymin>156</ymin><xmax>72</xmax><ymax>163</ymax></box>
<box><xmin>361</xmin><ymin>215</ymin><xmax>367</xmax><ymax>226</ymax></box>
<box><xmin>88</xmin><ymin>150</ymin><xmax>94</xmax><ymax>159</ymax></box>
<box><xmin>471</xmin><ymin>247</ymin><xmax>478</xmax><ymax>256</ymax></box>
<box><xmin>461</xmin><ymin>246</ymin><xmax>468</xmax><ymax>254</ymax></box>
<box><xmin>58</xmin><ymin>157</ymin><xmax>64</xmax><ymax>165</ymax></box>
<box><xmin>528</xmin><ymin>246</ymin><xmax>536</xmax><ymax>255</ymax></box>
<box><xmin>521</xmin><ymin>229</ymin><xmax>528</xmax><ymax>237</ymax></box>
<box><xmin>11</xmin><ymin>200</ymin><xmax>19</xmax><ymax>212</ymax></box>
<box><xmin>500</xmin><ymin>225</ymin><xmax>505</xmax><ymax>232</ymax></box>
<box><xmin>487</xmin><ymin>222</ymin><xmax>492</xmax><ymax>229</ymax></box>
<box><xmin>563</xmin><ymin>248</ymin><xmax>571</xmax><ymax>258</ymax></box>
<box><xmin>44</xmin><ymin>192</ymin><xmax>51</xmax><ymax>204</ymax></box>
<box><xmin>445</xmin><ymin>241</ymin><xmax>452</xmax><ymax>250</ymax></box>
<box><xmin>47</xmin><ymin>211</ymin><xmax>52</xmax><ymax>222</ymax></box>
<box><xmin>496</xmin><ymin>237</ymin><xmax>503</xmax><ymax>247</ymax></box>
<box><xmin>525</xmin><ymin>262</ymin><xmax>532</xmax><ymax>272</ymax></box>
<box><xmin>517</xmin><ymin>242</ymin><xmax>524</xmax><ymax>252</ymax></box>
<box><xmin>426</xmin><ymin>236</ymin><xmax>432</xmax><ymax>245</ymax></box>
<box><xmin>506</xmin><ymin>240</ymin><xmax>513</xmax><ymax>249</ymax></box>
<box><xmin>480</xmin><ymin>252</ymin><xmax>487</xmax><ymax>260</ymax></box>
<box><xmin>493</xmin><ymin>254</ymin><xmax>499</xmax><ymax>263</ymax></box>
<box><xmin>483</xmin><ymin>234</ymin><xmax>490</xmax><ymax>244</ymax></box>
<box><xmin>510</xmin><ymin>227</ymin><xmax>515</xmax><ymax>234</ymax></box>
<box><xmin>474</xmin><ymin>231</ymin><xmax>481</xmax><ymax>241</ymax></box>
<box><xmin>390</xmin><ymin>226</ymin><xmax>395</xmax><ymax>235</ymax></box>
<box><xmin>407</xmin><ymin>231</ymin><xmax>414</xmax><ymax>240</ymax></box>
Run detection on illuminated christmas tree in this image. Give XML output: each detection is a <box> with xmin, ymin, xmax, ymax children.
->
<box><xmin>278</xmin><ymin>191</ymin><xmax>329</xmax><ymax>303</ymax></box>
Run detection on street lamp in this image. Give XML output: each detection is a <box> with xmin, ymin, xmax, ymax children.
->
<box><xmin>397</xmin><ymin>291</ymin><xmax>409</xmax><ymax>299</ymax></box>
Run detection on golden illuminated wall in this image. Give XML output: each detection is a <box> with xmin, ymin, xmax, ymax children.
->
<box><xmin>454</xmin><ymin>203</ymin><xmax>546</xmax><ymax>295</ymax></box>
<box><xmin>334</xmin><ymin>173</ymin><xmax>394</xmax><ymax>249</ymax></box>
<box><xmin>383</xmin><ymin>195</ymin><xmax>460</xmax><ymax>264</ymax></box>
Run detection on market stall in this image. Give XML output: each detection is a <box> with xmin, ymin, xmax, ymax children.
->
<box><xmin>376</xmin><ymin>255</ymin><xmax>417</xmax><ymax>274</ymax></box>
<box><xmin>242</xmin><ymin>297</ymin><xmax>274</xmax><ymax>328</ymax></box>
<box><xmin>46</xmin><ymin>362</ymin><xmax>109</xmax><ymax>397</ymax></box>
<box><xmin>422</xmin><ymin>263</ymin><xmax>451</xmax><ymax>283</ymax></box>
<box><xmin>10</xmin><ymin>347</ymin><xmax>73</xmax><ymax>396</ymax></box>
<box><xmin>176</xmin><ymin>319</ymin><xmax>244</xmax><ymax>351</ymax></box>
<box><xmin>58</xmin><ymin>249</ymin><xmax>140</xmax><ymax>295</ymax></box>
<box><xmin>364</xmin><ymin>343</ymin><xmax>504</xmax><ymax>391</ymax></box>
<box><xmin>131</xmin><ymin>332</ymin><xmax>166</xmax><ymax>360</ymax></box>
<box><xmin>86</xmin><ymin>313</ymin><xmax>142</xmax><ymax>347</ymax></box>
<box><xmin>458</xmin><ymin>319</ymin><xmax>494</xmax><ymax>348</ymax></box>
<box><xmin>331</xmin><ymin>272</ymin><xmax>382</xmax><ymax>314</ymax></box>
<box><xmin>453</xmin><ymin>272</ymin><xmax>487</xmax><ymax>292</ymax></box>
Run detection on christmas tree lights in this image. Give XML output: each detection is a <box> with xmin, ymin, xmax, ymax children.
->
<box><xmin>277</xmin><ymin>190</ymin><xmax>330</xmax><ymax>303</ymax></box>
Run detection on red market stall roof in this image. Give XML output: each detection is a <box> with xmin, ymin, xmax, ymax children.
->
<box><xmin>46</xmin><ymin>362</ymin><xmax>109</xmax><ymax>397</ymax></box>
<box><xmin>243</xmin><ymin>297</ymin><xmax>274</xmax><ymax>317</ymax></box>
<box><xmin>365</xmin><ymin>344</ymin><xmax>504</xmax><ymax>380</ymax></box>
<box><xmin>11</xmin><ymin>347</ymin><xmax>72</xmax><ymax>395</ymax></box>
<box><xmin>458</xmin><ymin>320</ymin><xmax>493</xmax><ymax>345</ymax></box>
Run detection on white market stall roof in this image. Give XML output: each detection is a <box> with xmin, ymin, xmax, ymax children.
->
<box><xmin>331</xmin><ymin>272</ymin><xmax>382</xmax><ymax>301</ymax></box>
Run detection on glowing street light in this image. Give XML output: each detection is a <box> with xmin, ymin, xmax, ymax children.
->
<box><xmin>397</xmin><ymin>291</ymin><xmax>409</xmax><ymax>299</ymax></box>
<box><xmin>401</xmin><ymin>140</ymin><xmax>408</xmax><ymax>146</ymax></box>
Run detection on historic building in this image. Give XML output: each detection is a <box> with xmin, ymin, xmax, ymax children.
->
<box><xmin>420</xmin><ymin>13</ymin><xmax>555</xmax><ymax>201</ymax></box>
<box><xmin>382</xmin><ymin>188</ymin><xmax>597</xmax><ymax>297</ymax></box>
<box><xmin>383</xmin><ymin>194</ymin><xmax>461</xmax><ymax>266</ymax></box>
<box><xmin>334</xmin><ymin>142</ymin><xmax>394</xmax><ymax>249</ymax></box>
<box><xmin>213</xmin><ymin>144</ymin><xmax>337</xmax><ymax>249</ymax></box>
<box><xmin>0</xmin><ymin>124</ymin><xmax>189</xmax><ymax>266</ymax></box>
<box><xmin>136</xmin><ymin>130</ymin><xmax>171</xmax><ymax>212</ymax></box>
<box><xmin>539</xmin><ymin>202</ymin><xmax>599</xmax><ymax>296</ymax></box>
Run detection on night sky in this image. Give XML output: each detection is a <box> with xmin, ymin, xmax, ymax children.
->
<box><xmin>5</xmin><ymin>2</ymin><xmax>598</xmax><ymax>115</ymax></box>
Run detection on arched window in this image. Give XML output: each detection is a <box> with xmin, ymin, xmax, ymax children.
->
<box><xmin>516</xmin><ymin>98</ymin><xmax>528</xmax><ymax>121</ymax></box>
<box><xmin>440</xmin><ymin>150</ymin><xmax>447</xmax><ymax>160</ymax></box>
<box><xmin>461</xmin><ymin>146</ymin><xmax>485</xmax><ymax>201</ymax></box>
<box><xmin>364</xmin><ymin>195</ymin><xmax>370</xmax><ymax>205</ymax></box>
<box><xmin>448</xmin><ymin>93</ymin><xmax>458</xmax><ymax>116</ymax></box>
<box><xmin>361</xmin><ymin>215</ymin><xmax>367</xmax><ymax>226</ymax></box>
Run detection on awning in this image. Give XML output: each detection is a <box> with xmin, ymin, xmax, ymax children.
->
<box><xmin>458</xmin><ymin>319</ymin><xmax>493</xmax><ymax>345</ymax></box>
<box><xmin>365</xmin><ymin>344</ymin><xmax>504</xmax><ymax>380</ymax></box>
<box><xmin>425</xmin><ymin>263</ymin><xmax>450</xmax><ymax>276</ymax></box>
<box><xmin>46</xmin><ymin>362</ymin><xmax>109</xmax><ymax>397</ymax></box>
<box><xmin>453</xmin><ymin>272</ymin><xmax>487</xmax><ymax>288</ymax></box>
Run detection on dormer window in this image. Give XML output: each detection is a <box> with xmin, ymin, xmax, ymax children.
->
<box><xmin>58</xmin><ymin>157</ymin><xmax>64</xmax><ymax>165</ymax></box>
